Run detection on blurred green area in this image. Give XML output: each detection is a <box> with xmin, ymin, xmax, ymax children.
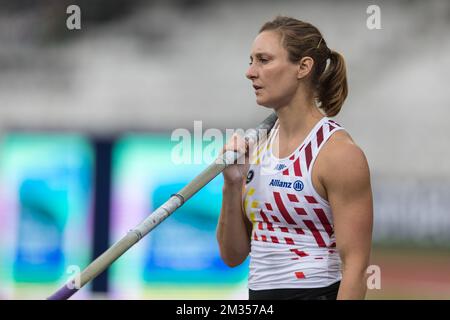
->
<box><xmin>366</xmin><ymin>245</ymin><xmax>450</xmax><ymax>300</ymax></box>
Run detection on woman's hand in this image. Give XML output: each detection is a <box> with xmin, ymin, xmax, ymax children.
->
<box><xmin>220</xmin><ymin>133</ymin><xmax>252</xmax><ymax>185</ymax></box>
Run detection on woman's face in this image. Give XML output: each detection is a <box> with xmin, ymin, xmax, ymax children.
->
<box><xmin>246</xmin><ymin>31</ymin><xmax>300</xmax><ymax>109</ymax></box>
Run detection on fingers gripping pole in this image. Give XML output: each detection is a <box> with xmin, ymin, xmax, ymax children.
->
<box><xmin>47</xmin><ymin>112</ymin><xmax>278</xmax><ymax>300</ymax></box>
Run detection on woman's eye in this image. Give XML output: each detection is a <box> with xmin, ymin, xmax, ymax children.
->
<box><xmin>248</xmin><ymin>58</ymin><xmax>269</xmax><ymax>65</ymax></box>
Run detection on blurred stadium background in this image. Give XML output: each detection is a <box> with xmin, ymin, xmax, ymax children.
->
<box><xmin>0</xmin><ymin>0</ymin><xmax>449</xmax><ymax>299</ymax></box>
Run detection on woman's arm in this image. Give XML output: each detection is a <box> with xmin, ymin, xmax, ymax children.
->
<box><xmin>216</xmin><ymin>133</ymin><xmax>252</xmax><ymax>267</ymax></box>
<box><xmin>217</xmin><ymin>180</ymin><xmax>252</xmax><ymax>267</ymax></box>
<box><xmin>321</xmin><ymin>137</ymin><xmax>373</xmax><ymax>299</ymax></box>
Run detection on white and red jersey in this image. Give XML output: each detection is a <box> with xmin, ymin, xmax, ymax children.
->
<box><xmin>243</xmin><ymin>117</ymin><xmax>344</xmax><ymax>290</ymax></box>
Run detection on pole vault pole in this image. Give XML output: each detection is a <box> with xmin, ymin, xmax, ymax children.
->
<box><xmin>47</xmin><ymin>112</ymin><xmax>278</xmax><ymax>300</ymax></box>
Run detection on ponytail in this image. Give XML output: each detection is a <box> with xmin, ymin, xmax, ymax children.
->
<box><xmin>317</xmin><ymin>50</ymin><xmax>348</xmax><ymax>117</ymax></box>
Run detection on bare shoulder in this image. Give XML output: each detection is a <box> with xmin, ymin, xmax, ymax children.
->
<box><xmin>316</xmin><ymin>130</ymin><xmax>370</xmax><ymax>189</ymax></box>
<box><xmin>321</xmin><ymin>130</ymin><xmax>368</xmax><ymax>166</ymax></box>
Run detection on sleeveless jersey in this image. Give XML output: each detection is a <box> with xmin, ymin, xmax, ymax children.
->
<box><xmin>243</xmin><ymin>117</ymin><xmax>344</xmax><ymax>290</ymax></box>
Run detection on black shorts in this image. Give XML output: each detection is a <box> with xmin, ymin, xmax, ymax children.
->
<box><xmin>248</xmin><ymin>281</ymin><xmax>340</xmax><ymax>300</ymax></box>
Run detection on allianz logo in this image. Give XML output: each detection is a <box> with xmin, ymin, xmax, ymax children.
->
<box><xmin>269</xmin><ymin>179</ymin><xmax>304</xmax><ymax>191</ymax></box>
<box><xmin>274</xmin><ymin>164</ymin><xmax>286</xmax><ymax>170</ymax></box>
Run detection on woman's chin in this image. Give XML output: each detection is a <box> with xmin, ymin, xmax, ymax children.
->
<box><xmin>256</xmin><ymin>97</ymin><xmax>268</xmax><ymax>106</ymax></box>
<box><xmin>256</xmin><ymin>98</ymin><xmax>277</xmax><ymax>109</ymax></box>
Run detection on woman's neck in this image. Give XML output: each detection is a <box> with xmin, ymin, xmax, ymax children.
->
<box><xmin>275</xmin><ymin>94</ymin><xmax>324</xmax><ymax>139</ymax></box>
<box><xmin>270</xmin><ymin>91</ymin><xmax>325</xmax><ymax>159</ymax></box>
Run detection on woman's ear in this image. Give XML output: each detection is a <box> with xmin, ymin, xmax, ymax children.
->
<box><xmin>297</xmin><ymin>56</ymin><xmax>314</xmax><ymax>79</ymax></box>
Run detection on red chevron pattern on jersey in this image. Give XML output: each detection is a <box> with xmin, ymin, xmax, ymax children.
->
<box><xmin>287</xmin><ymin>193</ymin><xmax>299</xmax><ymax>202</ymax></box>
<box><xmin>273</xmin><ymin>191</ymin><xmax>296</xmax><ymax>225</ymax></box>
<box><xmin>305</xmin><ymin>195</ymin><xmax>318</xmax><ymax>204</ymax></box>
<box><xmin>244</xmin><ymin>117</ymin><xmax>344</xmax><ymax>290</ymax></box>
<box><xmin>253</xmin><ymin>191</ymin><xmax>332</xmax><ymax>248</ymax></box>
<box><xmin>313</xmin><ymin>208</ymin><xmax>334</xmax><ymax>238</ymax></box>
<box><xmin>290</xmin><ymin>249</ymin><xmax>309</xmax><ymax>257</ymax></box>
<box><xmin>292</xmin><ymin>156</ymin><xmax>302</xmax><ymax>176</ymax></box>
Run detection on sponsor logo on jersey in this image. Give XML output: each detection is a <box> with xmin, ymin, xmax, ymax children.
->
<box><xmin>269</xmin><ymin>179</ymin><xmax>292</xmax><ymax>188</ymax></box>
<box><xmin>274</xmin><ymin>163</ymin><xmax>286</xmax><ymax>170</ymax></box>
<box><xmin>269</xmin><ymin>179</ymin><xmax>304</xmax><ymax>191</ymax></box>
<box><xmin>293</xmin><ymin>180</ymin><xmax>304</xmax><ymax>191</ymax></box>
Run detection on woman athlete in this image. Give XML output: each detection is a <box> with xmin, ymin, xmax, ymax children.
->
<box><xmin>217</xmin><ymin>16</ymin><xmax>373</xmax><ymax>300</ymax></box>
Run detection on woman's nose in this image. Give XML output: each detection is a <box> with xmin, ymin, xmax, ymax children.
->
<box><xmin>246</xmin><ymin>64</ymin><xmax>257</xmax><ymax>80</ymax></box>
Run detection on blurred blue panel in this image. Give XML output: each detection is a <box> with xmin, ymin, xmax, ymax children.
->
<box><xmin>110</xmin><ymin>134</ymin><xmax>248</xmax><ymax>298</ymax></box>
<box><xmin>0</xmin><ymin>134</ymin><xmax>94</xmax><ymax>299</ymax></box>
<box><xmin>143</xmin><ymin>182</ymin><xmax>246</xmax><ymax>284</ymax></box>
<box><xmin>14</xmin><ymin>179</ymin><xmax>67</xmax><ymax>282</ymax></box>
